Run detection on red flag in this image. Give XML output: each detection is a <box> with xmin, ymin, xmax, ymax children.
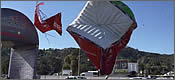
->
<box><xmin>34</xmin><ymin>2</ymin><xmax>62</xmax><ymax>35</ymax></box>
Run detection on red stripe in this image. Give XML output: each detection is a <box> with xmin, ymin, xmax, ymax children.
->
<box><xmin>2</xmin><ymin>32</ymin><xmax>24</xmax><ymax>39</ymax></box>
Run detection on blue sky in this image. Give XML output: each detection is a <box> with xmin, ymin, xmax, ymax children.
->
<box><xmin>1</xmin><ymin>1</ymin><xmax>174</xmax><ymax>54</ymax></box>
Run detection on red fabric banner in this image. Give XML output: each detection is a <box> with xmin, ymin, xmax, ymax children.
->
<box><xmin>34</xmin><ymin>2</ymin><xmax>62</xmax><ymax>35</ymax></box>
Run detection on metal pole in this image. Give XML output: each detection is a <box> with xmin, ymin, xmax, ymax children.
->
<box><xmin>78</xmin><ymin>48</ymin><xmax>80</xmax><ymax>76</ymax></box>
<box><xmin>100</xmin><ymin>48</ymin><xmax>104</xmax><ymax>75</ymax></box>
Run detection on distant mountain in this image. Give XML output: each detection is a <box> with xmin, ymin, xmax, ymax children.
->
<box><xmin>1</xmin><ymin>47</ymin><xmax>174</xmax><ymax>75</ymax></box>
<box><xmin>62</xmin><ymin>47</ymin><xmax>174</xmax><ymax>75</ymax></box>
<box><xmin>118</xmin><ymin>47</ymin><xmax>174</xmax><ymax>61</ymax></box>
<box><xmin>117</xmin><ymin>47</ymin><xmax>174</xmax><ymax>75</ymax></box>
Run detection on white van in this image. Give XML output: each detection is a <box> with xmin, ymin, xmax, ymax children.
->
<box><xmin>80</xmin><ymin>72</ymin><xmax>93</xmax><ymax>76</ymax></box>
<box><xmin>80</xmin><ymin>71</ymin><xmax>98</xmax><ymax>77</ymax></box>
<box><xmin>62</xmin><ymin>70</ymin><xmax>72</xmax><ymax>76</ymax></box>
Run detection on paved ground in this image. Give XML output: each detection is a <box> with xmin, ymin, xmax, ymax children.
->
<box><xmin>40</xmin><ymin>75</ymin><xmax>134</xmax><ymax>79</ymax></box>
<box><xmin>40</xmin><ymin>75</ymin><xmax>174</xmax><ymax>79</ymax></box>
<box><xmin>1</xmin><ymin>75</ymin><xmax>173</xmax><ymax>79</ymax></box>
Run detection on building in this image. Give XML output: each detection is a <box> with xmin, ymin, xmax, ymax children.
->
<box><xmin>128</xmin><ymin>63</ymin><xmax>138</xmax><ymax>72</ymax></box>
<box><xmin>62</xmin><ymin>69</ymin><xmax>72</xmax><ymax>76</ymax></box>
<box><xmin>113</xmin><ymin>59</ymin><xmax>138</xmax><ymax>73</ymax></box>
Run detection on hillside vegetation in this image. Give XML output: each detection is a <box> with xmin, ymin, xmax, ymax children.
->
<box><xmin>1</xmin><ymin>47</ymin><xmax>174</xmax><ymax>75</ymax></box>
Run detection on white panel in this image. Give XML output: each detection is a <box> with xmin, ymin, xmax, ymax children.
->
<box><xmin>8</xmin><ymin>47</ymin><xmax>38</xmax><ymax>79</ymax></box>
<box><xmin>68</xmin><ymin>1</ymin><xmax>133</xmax><ymax>49</ymax></box>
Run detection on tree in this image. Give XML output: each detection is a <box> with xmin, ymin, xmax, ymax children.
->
<box><xmin>71</xmin><ymin>59</ymin><xmax>78</xmax><ymax>75</ymax></box>
<box><xmin>63</xmin><ymin>63</ymin><xmax>71</xmax><ymax>70</ymax></box>
<box><xmin>36</xmin><ymin>53</ymin><xmax>63</xmax><ymax>75</ymax></box>
<box><xmin>1</xmin><ymin>48</ymin><xmax>11</xmax><ymax>74</ymax></box>
<box><xmin>1</xmin><ymin>58</ymin><xmax>9</xmax><ymax>74</ymax></box>
<box><xmin>64</xmin><ymin>56</ymin><xmax>71</xmax><ymax>64</ymax></box>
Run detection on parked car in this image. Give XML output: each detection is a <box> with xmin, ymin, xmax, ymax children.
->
<box><xmin>77</xmin><ymin>76</ymin><xmax>87</xmax><ymax>79</ymax></box>
<box><xmin>156</xmin><ymin>77</ymin><xmax>168</xmax><ymax>79</ymax></box>
<box><xmin>128</xmin><ymin>71</ymin><xmax>137</xmax><ymax>77</ymax></box>
<box><xmin>132</xmin><ymin>77</ymin><xmax>147</xmax><ymax>79</ymax></box>
<box><xmin>65</xmin><ymin>76</ymin><xmax>87</xmax><ymax>79</ymax></box>
<box><xmin>65</xmin><ymin>76</ymin><xmax>77</xmax><ymax>79</ymax></box>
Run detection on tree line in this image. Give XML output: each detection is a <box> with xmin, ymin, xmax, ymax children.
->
<box><xmin>1</xmin><ymin>47</ymin><xmax>174</xmax><ymax>76</ymax></box>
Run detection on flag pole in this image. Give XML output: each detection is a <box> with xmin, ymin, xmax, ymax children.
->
<box><xmin>78</xmin><ymin>48</ymin><xmax>80</xmax><ymax>76</ymax></box>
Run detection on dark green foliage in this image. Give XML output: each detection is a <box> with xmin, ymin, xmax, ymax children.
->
<box><xmin>71</xmin><ymin>59</ymin><xmax>78</xmax><ymax>75</ymax></box>
<box><xmin>1</xmin><ymin>48</ymin><xmax>11</xmax><ymax>74</ymax></box>
<box><xmin>64</xmin><ymin>56</ymin><xmax>71</xmax><ymax>64</ymax></box>
<box><xmin>1</xmin><ymin>47</ymin><xmax>174</xmax><ymax>76</ymax></box>
<box><xmin>118</xmin><ymin>47</ymin><xmax>174</xmax><ymax>75</ymax></box>
<box><xmin>63</xmin><ymin>63</ymin><xmax>71</xmax><ymax>70</ymax></box>
<box><xmin>36</xmin><ymin>49</ymin><xmax>63</xmax><ymax>75</ymax></box>
<box><xmin>79</xmin><ymin>53</ymin><xmax>96</xmax><ymax>73</ymax></box>
<box><xmin>62</xmin><ymin>48</ymin><xmax>79</xmax><ymax>75</ymax></box>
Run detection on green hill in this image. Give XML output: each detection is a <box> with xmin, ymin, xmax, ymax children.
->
<box><xmin>1</xmin><ymin>47</ymin><xmax>174</xmax><ymax>75</ymax></box>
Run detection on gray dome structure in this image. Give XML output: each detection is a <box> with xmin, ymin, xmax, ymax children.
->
<box><xmin>1</xmin><ymin>8</ymin><xmax>39</xmax><ymax>79</ymax></box>
<box><xmin>2</xmin><ymin>8</ymin><xmax>39</xmax><ymax>48</ymax></box>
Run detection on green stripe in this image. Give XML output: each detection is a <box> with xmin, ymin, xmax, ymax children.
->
<box><xmin>110</xmin><ymin>1</ymin><xmax>135</xmax><ymax>21</ymax></box>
